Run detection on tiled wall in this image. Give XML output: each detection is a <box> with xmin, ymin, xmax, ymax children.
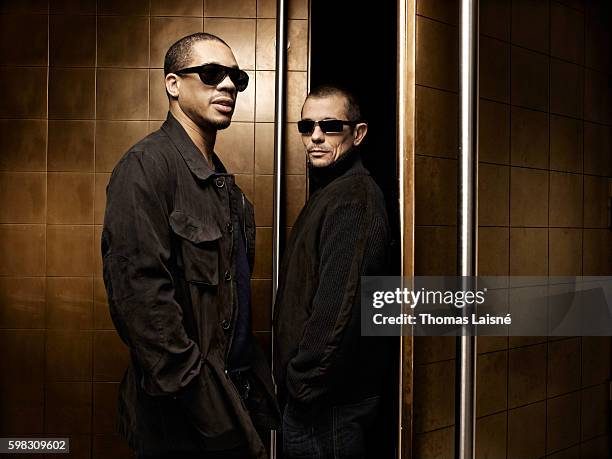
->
<box><xmin>0</xmin><ymin>0</ymin><xmax>309</xmax><ymax>457</ymax></box>
<box><xmin>412</xmin><ymin>0</ymin><xmax>611</xmax><ymax>457</ymax></box>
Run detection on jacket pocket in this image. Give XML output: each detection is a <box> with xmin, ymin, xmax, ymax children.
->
<box><xmin>170</xmin><ymin>210</ymin><xmax>222</xmax><ymax>286</ymax></box>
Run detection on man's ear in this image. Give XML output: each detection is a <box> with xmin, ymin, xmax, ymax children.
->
<box><xmin>352</xmin><ymin>122</ymin><xmax>368</xmax><ymax>146</ymax></box>
<box><xmin>165</xmin><ymin>73</ymin><xmax>180</xmax><ymax>98</ymax></box>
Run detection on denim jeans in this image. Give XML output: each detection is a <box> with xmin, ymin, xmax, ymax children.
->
<box><xmin>282</xmin><ymin>395</ymin><xmax>380</xmax><ymax>459</ymax></box>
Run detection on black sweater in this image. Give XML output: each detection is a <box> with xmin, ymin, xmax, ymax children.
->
<box><xmin>273</xmin><ymin>149</ymin><xmax>392</xmax><ymax>407</ymax></box>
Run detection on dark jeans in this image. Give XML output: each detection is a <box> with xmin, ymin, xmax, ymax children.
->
<box><xmin>282</xmin><ymin>395</ymin><xmax>380</xmax><ymax>459</ymax></box>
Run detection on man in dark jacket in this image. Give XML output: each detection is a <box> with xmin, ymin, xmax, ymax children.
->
<box><xmin>102</xmin><ymin>33</ymin><xmax>278</xmax><ymax>459</ymax></box>
<box><xmin>273</xmin><ymin>85</ymin><xmax>391</xmax><ymax>458</ymax></box>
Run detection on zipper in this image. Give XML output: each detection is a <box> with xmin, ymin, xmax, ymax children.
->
<box><xmin>241</xmin><ymin>192</ymin><xmax>248</xmax><ymax>254</ymax></box>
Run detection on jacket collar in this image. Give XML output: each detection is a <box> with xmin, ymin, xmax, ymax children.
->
<box><xmin>161</xmin><ymin>111</ymin><xmax>227</xmax><ymax>180</ymax></box>
<box><xmin>308</xmin><ymin>147</ymin><xmax>368</xmax><ymax>192</ymax></box>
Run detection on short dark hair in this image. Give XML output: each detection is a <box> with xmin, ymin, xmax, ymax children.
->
<box><xmin>164</xmin><ymin>33</ymin><xmax>229</xmax><ymax>76</ymax></box>
<box><xmin>306</xmin><ymin>84</ymin><xmax>362</xmax><ymax>121</ymax></box>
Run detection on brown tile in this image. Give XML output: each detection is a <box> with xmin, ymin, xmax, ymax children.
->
<box><xmin>253</xmin><ymin>331</ymin><xmax>271</xmax><ymax>357</ymax></box>
<box><xmin>257</xmin><ymin>0</ymin><xmax>275</xmax><ymax>17</ymax></box>
<box><xmin>287</xmin><ymin>19</ymin><xmax>308</xmax><ymax>71</ymax></box>
<box><xmin>94</xmin><ymin>330</ymin><xmax>129</xmax><ymax>381</ymax></box>
<box><xmin>479</xmin><ymin>99</ymin><xmax>509</xmax><ymax>165</ymax></box>
<box><xmin>551</xmin><ymin>2</ymin><xmax>584</xmax><ymax>64</ymax></box>
<box><xmin>256</xmin><ymin>19</ymin><xmax>275</xmax><ymax>70</ymax></box>
<box><xmin>45</xmin><ymin>382</ymin><xmax>92</xmax><ymax>434</ymax></box>
<box><xmin>510</xmin><ymin>107</ymin><xmax>549</xmax><ymax>169</ymax></box>
<box><xmin>414</xmin><ymin>359</ymin><xmax>455</xmax><ymax>432</ymax></box>
<box><xmin>547</xmin><ymin>337</ymin><xmax>581</xmax><ymax>397</ymax></box>
<box><xmin>582</xmin><ymin>336</ymin><xmax>612</xmax><ymax>386</ymax></box>
<box><xmin>0</xmin><ymin>172</ymin><xmax>46</xmax><ymax>224</ymax></box>
<box><xmin>580</xmin><ymin>434</ymin><xmax>611</xmax><ymax>458</ymax></box>
<box><xmin>510</xmin><ymin>228</ymin><xmax>548</xmax><ymax>276</ymax></box>
<box><xmin>251</xmin><ymin>278</ymin><xmax>271</xmax><ymax>331</ymax></box>
<box><xmin>151</xmin><ymin>0</ymin><xmax>202</xmax><ymax>16</ymax></box>
<box><xmin>581</xmin><ymin>383</ymin><xmax>609</xmax><ymax>441</ymax></box>
<box><xmin>254</xmin><ymin>123</ymin><xmax>274</xmax><ymax>173</ymax></box>
<box><xmin>550</xmin><ymin>115</ymin><xmax>582</xmax><ymax>173</ymax></box>
<box><xmin>585</xmin><ymin>6</ymin><xmax>612</xmax><ymax>73</ymax></box>
<box><xmin>233</xmin><ymin>70</ymin><xmax>256</xmax><ymax>122</ymax></box>
<box><xmin>48</xmin><ymin>121</ymin><xmax>95</xmax><ymax>172</ymax></box>
<box><xmin>94</xmin><ymin>277</ymin><xmax>113</xmax><ymax>330</ymax></box>
<box><xmin>584</xmin><ymin>68</ymin><xmax>612</xmax><ymax>125</ymax></box>
<box><xmin>0</xmin><ymin>120</ymin><xmax>46</xmax><ymax>172</ymax></box>
<box><xmin>255</xmin><ymin>70</ymin><xmax>275</xmax><ymax>122</ymax></box>
<box><xmin>556</xmin><ymin>0</ymin><xmax>583</xmax><ymax>11</ymax></box>
<box><xmin>47</xmin><ymin>173</ymin><xmax>95</xmax><ymax>224</ymax></box>
<box><xmin>149</xmin><ymin>69</ymin><xmax>168</xmax><ymax>120</ymax></box>
<box><xmin>285</xmin><ymin>174</ymin><xmax>306</xmax><ymax>227</ymax></box>
<box><xmin>414</xmin><ymin>226</ymin><xmax>457</xmax><ymax>276</ymax></box>
<box><xmin>45</xmin><ymin>330</ymin><xmax>93</xmax><ymax>380</ymax></box>
<box><xmin>0</xmin><ymin>14</ymin><xmax>47</xmax><ymax>65</ymax></box>
<box><xmin>413</xmin><ymin>426</ymin><xmax>454</xmax><ymax>459</ymax></box>
<box><xmin>49</xmin><ymin>68</ymin><xmax>96</xmax><ymax>119</ymax></box>
<box><xmin>0</xmin><ymin>381</ymin><xmax>44</xmax><ymax>434</ymax></box>
<box><xmin>50</xmin><ymin>0</ymin><xmax>96</xmax><ymax>14</ymax></box>
<box><xmin>47</xmin><ymin>277</ymin><xmax>94</xmax><ymax>330</ymax></box>
<box><xmin>0</xmin><ymin>330</ymin><xmax>45</xmax><ymax>385</ymax></box>
<box><xmin>511</xmin><ymin>0</ymin><xmax>549</xmax><ymax>53</ymax></box>
<box><xmin>478</xmin><ymin>164</ymin><xmax>509</xmax><ymax>226</ymax></box>
<box><xmin>480</xmin><ymin>0</ymin><xmax>510</xmax><ymax>41</ymax></box>
<box><xmin>415</xmin><ymin>86</ymin><xmax>458</xmax><ymax>159</ymax></box>
<box><xmin>479</xmin><ymin>36</ymin><xmax>509</xmax><ymax>103</ymax></box>
<box><xmin>510</xmin><ymin>167</ymin><xmax>548</xmax><ymax>227</ymax></box>
<box><xmin>0</xmin><ymin>277</ymin><xmax>45</xmax><ymax>329</ymax></box>
<box><xmin>96</xmin><ymin>69</ymin><xmax>149</xmax><ymax>120</ymax></box>
<box><xmin>477</xmin><ymin>335</ymin><xmax>509</xmax><ymax>354</ymax></box>
<box><xmin>584</xmin><ymin>122</ymin><xmax>612</xmax><ymax>177</ymax></box>
<box><xmin>98</xmin><ymin>0</ymin><xmax>149</xmax><ymax>15</ymax></box>
<box><xmin>150</xmin><ymin>17</ymin><xmax>203</xmax><ymax>69</ymax></box>
<box><xmin>94</xmin><ymin>225</ymin><xmax>103</xmax><ymax>277</ymax></box>
<box><xmin>205</xmin><ymin>0</ymin><xmax>256</xmax><ymax>16</ymax></box>
<box><xmin>414</xmin><ymin>336</ymin><xmax>455</xmax><ymax>364</ymax></box>
<box><xmin>94</xmin><ymin>173</ymin><xmax>111</xmax><ymax>225</ymax></box>
<box><xmin>547</xmin><ymin>391</ymin><xmax>580</xmax><ymax>453</ymax></box>
<box><xmin>508</xmin><ymin>343</ymin><xmax>547</xmax><ymax>408</ymax></box>
<box><xmin>47</xmin><ymin>225</ymin><xmax>94</xmax><ymax>276</ymax></box>
<box><xmin>215</xmin><ymin>122</ymin><xmax>255</xmax><ymax>174</ymax></box>
<box><xmin>93</xmin><ymin>434</ymin><xmax>133</xmax><ymax>459</ymax></box>
<box><xmin>97</xmin><ymin>16</ymin><xmax>149</xmax><ymax>68</ymax></box>
<box><xmin>234</xmin><ymin>174</ymin><xmax>253</xmax><ymax>202</ymax></box>
<box><xmin>549</xmin><ymin>172</ymin><xmax>583</xmax><ymax>228</ymax></box>
<box><xmin>511</xmin><ymin>46</ymin><xmax>549</xmax><ymax>112</ymax></box>
<box><xmin>475</xmin><ymin>412</ymin><xmax>506</xmax><ymax>459</ymax></box>
<box><xmin>254</xmin><ymin>175</ymin><xmax>273</xmax><ymax>226</ymax></box>
<box><xmin>583</xmin><ymin>229</ymin><xmax>612</xmax><ymax>276</ymax></box>
<box><xmin>584</xmin><ymin>175</ymin><xmax>610</xmax><ymax>228</ymax></box>
<box><xmin>288</xmin><ymin>0</ymin><xmax>308</xmax><ymax>19</ymax></box>
<box><xmin>253</xmin><ymin>226</ymin><xmax>272</xmax><ymax>278</ymax></box>
<box><xmin>417</xmin><ymin>0</ymin><xmax>458</xmax><ymax>24</ymax></box>
<box><xmin>546</xmin><ymin>445</ymin><xmax>581</xmax><ymax>459</ymax></box>
<box><xmin>287</xmin><ymin>71</ymin><xmax>308</xmax><ymax>123</ymax></box>
<box><xmin>507</xmin><ymin>402</ymin><xmax>546</xmax><ymax>458</ymax></box>
<box><xmin>550</xmin><ymin>59</ymin><xmax>583</xmax><ymax>119</ymax></box>
<box><xmin>0</xmin><ymin>225</ymin><xmax>45</xmax><ymax>276</ymax></box>
<box><xmin>93</xmin><ymin>382</ymin><xmax>119</xmax><ymax>434</ymax></box>
<box><xmin>476</xmin><ymin>350</ymin><xmax>507</xmax><ymax>416</ymax></box>
<box><xmin>549</xmin><ymin>228</ymin><xmax>582</xmax><ymax>276</ymax></box>
<box><xmin>0</xmin><ymin>67</ymin><xmax>47</xmax><ymax>118</ymax></box>
<box><xmin>416</xmin><ymin>16</ymin><xmax>458</xmax><ymax>92</ymax></box>
<box><xmin>0</xmin><ymin>0</ymin><xmax>48</xmax><ymax>13</ymax></box>
<box><xmin>285</xmin><ymin>122</ymin><xmax>306</xmax><ymax>174</ymax></box>
<box><xmin>415</xmin><ymin>156</ymin><xmax>457</xmax><ymax>226</ymax></box>
<box><xmin>478</xmin><ymin>227</ymin><xmax>509</xmax><ymax>276</ymax></box>
<box><xmin>205</xmin><ymin>18</ymin><xmax>256</xmax><ymax>69</ymax></box>
<box><xmin>95</xmin><ymin>121</ymin><xmax>150</xmax><ymax>172</ymax></box>
<box><xmin>50</xmin><ymin>15</ymin><xmax>96</xmax><ymax>66</ymax></box>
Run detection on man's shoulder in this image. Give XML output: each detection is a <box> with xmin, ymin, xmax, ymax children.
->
<box><xmin>113</xmin><ymin>128</ymin><xmax>175</xmax><ymax>175</ymax></box>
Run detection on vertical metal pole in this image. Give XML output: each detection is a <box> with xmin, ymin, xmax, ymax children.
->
<box><xmin>456</xmin><ymin>0</ymin><xmax>478</xmax><ymax>458</ymax></box>
<box><xmin>270</xmin><ymin>0</ymin><xmax>288</xmax><ymax>458</ymax></box>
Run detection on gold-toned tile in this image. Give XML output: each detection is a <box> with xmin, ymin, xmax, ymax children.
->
<box><xmin>509</xmin><ymin>228</ymin><xmax>548</xmax><ymax>276</ymax></box>
<box><xmin>475</xmin><ymin>412</ymin><xmax>507</xmax><ymax>459</ymax></box>
<box><xmin>549</xmin><ymin>228</ymin><xmax>582</xmax><ymax>276</ymax></box>
<box><xmin>151</xmin><ymin>0</ymin><xmax>202</xmax><ymax>16</ymax></box>
<box><xmin>93</xmin><ymin>383</ymin><xmax>119</xmax><ymax>435</ymax></box>
<box><xmin>480</xmin><ymin>0</ymin><xmax>510</xmax><ymax>41</ymax></box>
<box><xmin>416</xmin><ymin>86</ymin><xmax>458</xmax><ymax>159</ymax></box>
<box><xmin>253</xmin><ymin>226</ymin><xmax>272</xmax><ymax>279</ymax></box>
<box><xmin>550</xmin><ymin>115</ymin><xmax>582</xmax><ymax>173</ymax></box>
<box><xmin>0</xmin><ymin>225</ymin><xmax>45</xmax><ymax>276</ymax></box>
<box><xmin>94</xmin><ymin>173</ymin><xmax>111</xmax><ymax>225</ymax></box>
<box><xmin>50</xmin><ymin>14</ymin><xmax>96</xmax><ymax>66</ymax></box>
<box><xmin>251</xmin><ymin>278</ymin><xmax>271</xmax><ymax>331</ymax></box>
<box><xmin>95</xmin><ymin>121</ymin><xmax>150</xmax><ymax>172</ymax></box>
<box><xmin>551</xmin><ymin>1</ymin><xmax>584</xmax><ymax>65</ymax></box>
<box><xmin>45</xmin><ymin>330</ymin><xmax>93</xmax><ymax>380</ymax></box>
<box><xmin>253</xmin><ymin>175</ymin><xmax>273</xmax><ymax>226</ymax></box>
<box><xmin>149</xmin><ymin>69</ymin><xmax>168</xmax><ymax>120</ymax></box>
<box><xmin>511</xmin><ymin>0</ymin><xmax>549</xmax><ymax>53</ymax></box>
<box><xmin>204</xmin><ymin>18</ymin><xmax>256</xmax><ymax>70</ymax></box>
<box><xmin>93</xmin><ymin>330</ymin><xmax>129</xmax><ymax>381</ymax></box>
<box><xmin>0</xmin><ymin>330</ymin><xmax>45</xmax><ymax>385</ymax></box>
<box><xmin>415</xmin><ymin>156</ymin><xmax>457</xmax><ymax>226</ymax></box>
<box><xmin>98</xmin><ymin>0</ymin><xmax>149</xmax><ymax>15</ymax></box>
<box><xmin>549</xmin><ymin>172</ymin><xmax>583</xmax><ymax>228</ymax></box>
<box><xmin>479</xmin><ymin>99</ymin><xmax>509</xmax><ymax>165</ymax></box>
<box><xmin>48</xmin><ymin>121</ymin><xmax>95</xmax><ymax>172</ymax></box>
<box><xmin>94</xmin><ymin>225</ymin><xmax>103</xmax><ymax>278</ymax></box>
<box><xmin>551</xmin><ymin>59</ymin><xmax>583</xmax><ymax>119</ymax></box>
<box><xmin>47</xmin><ymin>277</ymin><xmax>94</xmax><ymax>330</ymax></box>
<box><xmin>96</xmin><ymin>69</ymin><xmax>149</xmax><ymax>121</ymax></box>
<box><xmin>478</xmin><ymin>164</ymin><xmax>509</xmax><ymax>226</ymax></box>
<box><xmin>285</xmin><ymin>122</ymin><xmax>306</xmax><ymax>174</ymax></box>
<box><xmin>234</xmin><ymin>174</ymin><xmax>253</xmax><ymax>202</ymax></box>
<box><xmin>415</xmin><ymin>226</ymin><xmax>457</xmax><ymax>276</ymax></box>
<box><xmin>0</xmin><ymin>120</ymin><xmax>46</xmax><ymax>172</ymax></box>
<box><xmin>414</xmin><ymin>336</ymin><xmax>455</xmax><ymax>364</ymax></box>
<box><xmin>47</xmin><ymin>173</ymin><xmax>94</xmax><ymax>224</ymax></box>
<box><xmin>0</xmin><ymin>277</ymin><xmax>45</xmax><ymax>329</ymax></box>
<box><xmin>583</xmin><ymin>229</ymin><xmax>612</xmax><ymax>276</ymax></box>
<box><xmin>287</xmin><ymin>71</ymin><xmax>308</xmax><ymax>122</ymax></box>
<box><xmin>546</xmin><ymin>391</ymin><xmax>580</xmax><ymax>453</ymax></box>
<box><xmin>476</xmin><ymin>351</ymin><xmax>508</xmax><ymax>416</ymax></box>
<box><xmin>416</xmin><ymin>0</ymin><xmax>458</xmax><ymax>25</ymax></box>
<box><xmin>285</xmin><ymin>174</ymin><xmax>305</xmax><ymax>227</ymax></box>
<box><xmin>508</xmin><ymin>343</ymin><xmax>547</xmax><ymax>408</ymax></box>
<box><xmin>45</xmin><ymin>382</ymin><xmax>92</xmax><ymax>434</ymax></box>
<box><xmin>254</xmin><ymin>123</ymin><xmax>274</xmax><ymax>173</ymax></box>
<box><xmin>585</xmin><ymin>6</ymin><xmax>612</xmax><ymax>73</ymax></box>
<box><xmin>150</xmin><ymin>17</ymin><xmax>203</xmax><ymax>69</ymax></box>
<box><xmin>46</xmin><ymin>225</ymin><xmax>94</xmax><ymax>277</ymax></box>
<box><xmin>583</xmin><ymin>122</ymin><xmax>612</xmax><ymax>177</ymax></box>
<box><xmin>94</xmin><ymin>277</ymin><xmax>113</xmax><ymax>330</ymax></box>
<box><xmin>479</xmin><ymin>36</ymin><xmax>509</xmax><ymax>103</ymax></box>
<box><xmin>233</xmin><ymin>70</ymin><xmax>255</xmax><ymax>122</ymax></box>
<box><xmin>255</xmin><ymin>70</ymin><xmax>275</xmax><ymax>122</ymax></box>
<box><xmin>414</xmin><ymin>359</ymin><xmax>455</xmax><ymax>432</ymax></box>
<box><xmin>416</xmin><ymin>16</ymin><xmax>458</xmax><ymax>92</ymax></box>
<box><xmin>92</xmin><ymin>434</ymin><xmax>133</xmax><ymax>458</ymax></box>
<box><xmin>49</xmin><ymin>68</ymin><xmax>95</xmax><ymax>119</ymax></box>
<box><xmin>584</xmin><ymin>68</ymin><xmax>612</xmax><ymax>125</ymax></box>
<box><xmin>50</xmin><ymin>0</ymin><xmax>96</xmax><ymax>14</ymax></box>
<box><xmin>287</xmin><ymin>20</ymin><xmax>308</xmax><ymax>71</ymax></box>
<box><xmin>257</xmin><ymin>0</ymin><xmax>275</xmax><ymax>17</ymax></box>
<box><xmin>510</xmin><ymin>107</ymin><xmax>549</xmax><ymax>169</ymax></box>
<box><xmin>582</xmin><ymin>336</ymin><xmax>611</xmax><ymax>387</ymax></box>
<box><xmin>205</xmin><ymin>0</ymin><xmax>256</xmax><ymax>17</ymax></box>
<box><xmin>0</xmin><ymin>67</ymin><xmax>47</xmax><ymax>118</ymax></box>
<box><xmin>413</xmin><ymin>426</ymin><xmax>454</xmax><ymax>459</ymax></box>
<box><xmin>478</xmin><ymin>227</ymin><xmax>509</xmax><ymax>276</ymax></box>
<box><xmin>584</xmin><ymin>175</ymin><xmax>609</xmax><ymax>228</ymax></box>
<box><xmin>511</xmin><ymin>46</ymin><xmax>549</xmax><ymax>112</ymax></box>
<box><xmin>0</xmin><ymin>172</ymin><xmax>46</xmax><ymax>223</ymax></box>
<box><xmin>215</xmin><ymin>122</ymin><xmax>255</xmax><ymax>174</ymax></box>
<box><xmin>581</xmin><ymin>383</ymin><xmax>609</xmax><ymax>440</ymax></box>
<box><xmin>288</xmin><ymin>0</ymin><xmax>308</xmax><ymax>19</ymax></box>
<box><xmin>256</xmin><ymin>19</ymin><xmax>275</xmax><ymax>70</ymax></box>
<box><xmin>510</xmin><ymin>167</ymin><xmax>548</xmax><ymax>227</ymax></box>
<box><xmin>0</xmin><ymin>14</ymin><xmax>47</xmax><ymax>65</ymax></box>
<box><xmin>547</xmin><ymin>337</ymin><xmax>581</xmax><ymax>397</ymax></box>
<box><xmin>0</xmin><ymin>380</ymin><xmax>44</xmax><ymax>434</ymax></box>
<box><xmin>97</xmin><ymin>16</ymin><xmax>149</xmax><ymax>68</ymax></box>
<box><xmin>0</xmin><ymin>0</ymin><xmax>48</xmax><ymax>13</ymax></box>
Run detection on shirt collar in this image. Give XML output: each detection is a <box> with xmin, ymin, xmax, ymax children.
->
<box><xmin>308</xmin><ymin>147</ymin><xmax>368</xmax><ymax>192</ymax></box>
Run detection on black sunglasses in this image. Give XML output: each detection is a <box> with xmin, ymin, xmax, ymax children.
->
<box><xmin>297</xmin><ymin>119</ymin><xmax>358</xmax><ymax>134</ymax></box>
<box><xmin>176</xmin><ymin>63</ymin><xmax>249</xmax><ymax>92</ymax></box>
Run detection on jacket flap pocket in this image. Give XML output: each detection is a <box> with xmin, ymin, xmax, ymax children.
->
<box><xmin>170</xmin><ymin>210</ymin><xmax>222</xmax><ymax>244</ymax></box>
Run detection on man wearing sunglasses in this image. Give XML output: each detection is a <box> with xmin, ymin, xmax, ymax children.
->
<box><xmin>102</xmin><ymin>33</ymin><xmax>278</xmax><ymax>459</ymax></box>
<box><xmin>273</xmin><ymin>85</ymin><xmax>392</xmax><ymax>458</ymax></box>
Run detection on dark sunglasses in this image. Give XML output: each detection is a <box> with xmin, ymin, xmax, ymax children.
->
<box><xmin>297</xmin><ymin>119</ymin><xmax>358</xmax><ymax>134</ymax></box>
<box><xmin>176</xmin><ymin>63</ymin><xmax>249</xmax><ymax>92</ymax></box>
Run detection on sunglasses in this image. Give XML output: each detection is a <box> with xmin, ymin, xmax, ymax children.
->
<box><xmin>297</xmin><ymin>119</ymin><xmax>358</xmax><ymax>134</ymax></box>
<box><xmin>176</xmin><ymin>63</ymin><xmax>249</xmax><ymax>92</ymax></box>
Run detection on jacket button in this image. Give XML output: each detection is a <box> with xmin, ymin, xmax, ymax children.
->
<box><xmin>224</xmin><ymin>270</ymin><xmax>232</xmax><ymax>281</ymax></box>
<box><xmin>215</xmin><ymin>177</ymin><xmax>225</xmax><ymax>188</ymax></box>
<box><xmin>226</xmin><ymin>222</ymin><xmax>233</xmax><ymax>233</ymax></box>
<box><xmin>221</xmin><ymin>319</ymin><xmax>230</xmax><ymax>330</ymax></box>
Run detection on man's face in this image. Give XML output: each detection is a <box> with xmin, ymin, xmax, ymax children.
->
<box><xmin>174</xmin><ymin>40</ymin><xmax>239</xmax><ymax>130</ymax></box>
<box><xmin>300</xmin><ymin>94</ymin><xmax>364</xmax><ymax>168</ymax></box>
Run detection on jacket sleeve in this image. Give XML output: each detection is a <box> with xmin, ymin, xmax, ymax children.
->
<box><xmin>285</xmin><ymin>202</ymin><xmax>369</xmax><ymax>404</ymax></box>
<box><xmin>102</xmin><ymin>150</ymin><xmax>201</xmax><ymax>396</ymax></box>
